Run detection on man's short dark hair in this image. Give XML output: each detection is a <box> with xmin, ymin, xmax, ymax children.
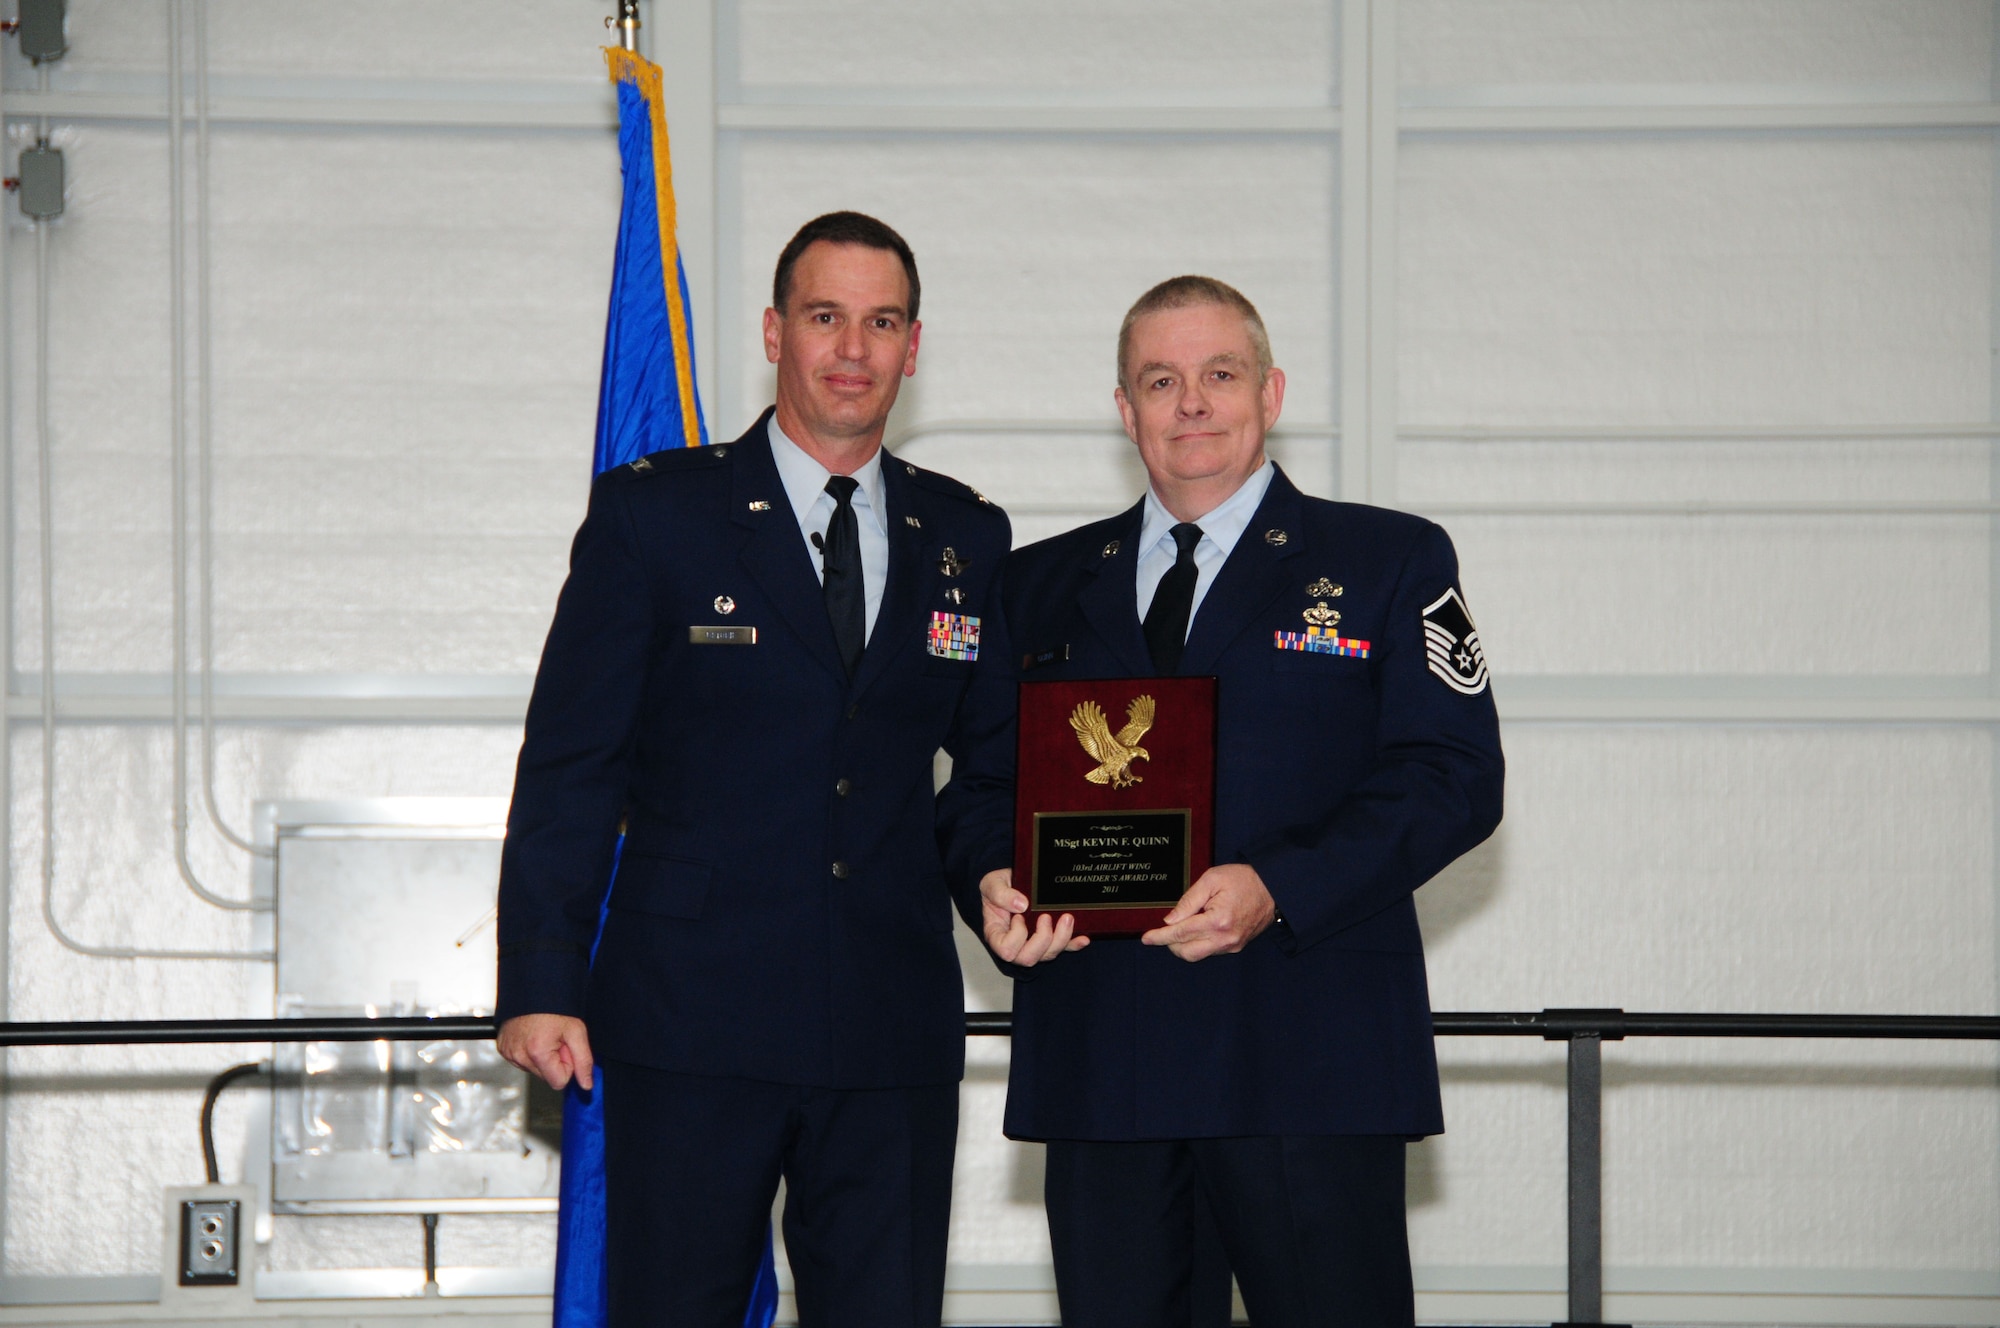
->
<box><xmin>1118</xmin><ymin>275</ymin><xmax>1272</xmax><ymax>390</ymax></box>
<box><xmin>772</xmin><ymin>212</ymin><xmax>921</xmax><ymax>323</ymax></box>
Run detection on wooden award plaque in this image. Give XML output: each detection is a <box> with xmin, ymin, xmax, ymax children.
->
<box><xmin>1014</xmin><ymin>675</ymin><xmax>1217</xmax><ymax>936</ymax></box>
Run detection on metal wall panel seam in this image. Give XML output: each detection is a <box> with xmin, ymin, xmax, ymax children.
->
<box><xmin>657</xmin><ymin>0</ymin><xmax>719</xmax><ymax>416</ymax></box>
<box><xmin>1</xmin><ymin>96</ymin><xmax>1994</xmax><ymax>137</ymax></box>
<box><xmin>1338</xmin><ymin>0</ymin><xmax>1370</xmax><ymax>502</ymax></box>
<box><xmin>1366</xmin><ymin>0</ymin><xmax>1398</xmax><ymax>504</ymax></box>
<box><xmin>1405</xmin><ymin>423</ymin><xmax>2000</xmax><ymax>441</ymax></box>
<box><xmin>1401</xmin><ymin>103</ymin><xmax>2000</xmax><ymax>134</ymax></box>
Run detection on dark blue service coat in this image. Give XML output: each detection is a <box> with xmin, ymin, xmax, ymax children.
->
<box><xmin>496</xmin><ymin>413</ymin><xmax>1014</xmax><ymax>1090</ymax></box>
<box><xmin>970</xmin><ymin>467</ymin><xmax>1503</xmax><ymax>1140</ymax></box>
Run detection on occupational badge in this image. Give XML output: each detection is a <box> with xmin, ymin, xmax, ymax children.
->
<box><xmin>1303</xmin><ymin>602</ymin><xmax>1340</xmax><ymax>629</ymax></box>
<box><xmin>938</xmin><ymin>547</ymin><xmax>968</xmax><ymax>578</ymax></box>
<box><xmin>1307</xmin><ymin>578</ymin><xmax>1342</xmax><ymax>598</ymax></box>
<box><xmin>1421</xmin><ymin>588</ymin><xmax>1489</xmax><ymax>694</ymax></box>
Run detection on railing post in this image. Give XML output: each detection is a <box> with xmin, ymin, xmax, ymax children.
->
<box><xmin>1545</xmin><ymin>1009</ymin><xmax>1626</xmax><ymax>1328</ymax></box>
<box><xmin>1567</xmin><ymin>1030</ymin><xmax>1602</xmax><ymax>1324</ymax></box>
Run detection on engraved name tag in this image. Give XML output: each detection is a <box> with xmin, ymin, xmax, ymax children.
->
<box><xmin>689</xmin><ymin>625</ymin><xmax>757</xmax><ymax>645</ymax></box>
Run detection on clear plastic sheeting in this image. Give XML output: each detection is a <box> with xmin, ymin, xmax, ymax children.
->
<box><xmin>273</xmin><ymin>1006</ymin><xmax>524</xmax><ymax>1165</ymax></box>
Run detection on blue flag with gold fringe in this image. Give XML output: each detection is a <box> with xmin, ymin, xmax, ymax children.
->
<box><xmin>553</xmin><ymin>46</ymin><xmax>779</xmax><ymax>1328</ymax></box>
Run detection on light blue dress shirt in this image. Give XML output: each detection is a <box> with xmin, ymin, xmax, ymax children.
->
<box><xmin>1134</xmin><ymin>460</ymin><xmax>1277</xmax><ymax>638</ymax></box>
<box><xmin>769</xmin><ymin>416</ymin><xmax>889</xmax><ymax>644</ymax></box>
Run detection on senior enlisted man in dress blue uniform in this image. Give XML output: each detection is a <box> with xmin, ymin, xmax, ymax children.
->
<box><xmin>950</xmin><ymin>276</ymin><xmax>1504</xmax><ymax>1328</ymax></box>
<box><xmin>495</xmin><ymin>212</ymin><xmax>1015</xmax><ymax>1328</ymax></box>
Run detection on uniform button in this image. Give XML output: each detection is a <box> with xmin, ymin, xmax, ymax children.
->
<box><xmin>831</xmin><ymin>861</ymin><xmax>850</xmax><ymax>879</ymax></box>
<box><xmin>835</xmin><ymin>778</ymin><xmax>853</xmax><ymax>797</ymax></box>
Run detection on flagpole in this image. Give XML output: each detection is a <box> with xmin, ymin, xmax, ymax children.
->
<box><xmin>614</xmin><ymin>0</ymin><xmax>639</xmax><ymax>51</ymax></box>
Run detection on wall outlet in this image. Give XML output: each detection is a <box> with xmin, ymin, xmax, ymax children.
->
<box><xmin>179</xmin><ymin>1198</ymin><xmax>239</xmax><ymax>1285</ymax></box>
<box><xmin>161</xmin><ymin>1185</ymin><xmax>256</xmax><ymax>1305</ymax></box>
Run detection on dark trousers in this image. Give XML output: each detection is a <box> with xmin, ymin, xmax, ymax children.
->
<box><xmin>602</xmin><ymin>1058</ymin><xmax>958</xmax><ymax>1328</ymax></box>
<box><xmin>1044</xmin><ymin>1135</ymin><xmax>1412</xmax><ymax>1328</ymax></box>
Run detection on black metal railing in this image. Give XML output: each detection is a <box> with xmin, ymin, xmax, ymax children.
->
<box><xmin>3</xmin><ymin>1008</ymin><xmax>1996</xmax><ymax>1327</ymax></box>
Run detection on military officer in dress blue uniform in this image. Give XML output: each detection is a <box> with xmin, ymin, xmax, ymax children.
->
<box><xmin>953</xmin><ymin>277</ymin><xmax>1504</xmax><ymax>1328</ymax></box>
<box><xmin>495</xmin><ymin>213</ymin><xmax>1014</xmax><ymax>1328</ymax></box>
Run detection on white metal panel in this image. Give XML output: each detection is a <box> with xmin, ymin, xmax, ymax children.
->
<box><xmin>733</xmin><ymin>0</ymin><xmax>1336</xmax><ymax>106</ymax></box>
<box><xmin>1401</xmin><ymin>0</ymin><xmax>1995</xmax><ymax>101</ymax></box>
<box><xmin>9</xmin><ymin>119</ymin><xmax>615</xmax><ymax>675</ymax></box>
<box><xmin>49</xmin><ymin>0</ymin><xmax>615</xmax><ymax>84</ymax></box>
<box><xmin>1447</xmin><ymin>510</ymin><xmax>1989</xmax><ymax>677</ymax></box>
<box><xmin>1398</xmin><ymin>134</ymin><xmax>1992</xmax><ymax>428</ymax></box>
<box><xmin>1414</xmin><ymin>725</ymin><xmax>1999</xmax><ymax>1268</ymax></box>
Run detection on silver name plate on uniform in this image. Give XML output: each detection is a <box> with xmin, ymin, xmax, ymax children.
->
<box><xmin>689</xmin><ymin>626</ymin><xmax>757</xmax><ymax>645</ymax></box>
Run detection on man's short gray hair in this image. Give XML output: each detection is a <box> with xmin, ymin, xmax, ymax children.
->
<box><xmin>1116</xmin><ymin>275</ymin><xmax>1273</xmax><ymax>390</ymax></box>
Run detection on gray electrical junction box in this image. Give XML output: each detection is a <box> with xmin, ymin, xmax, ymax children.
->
<box><xmin>16</xmin><ymin>144</ymin><xmax>62</xmax><ymax>220</ymax></box>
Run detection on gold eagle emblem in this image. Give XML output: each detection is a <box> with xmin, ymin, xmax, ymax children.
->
<box><xmin>1070</xmin><ymin>695</ymin><xmax>1156</xmax><ymax>788</ymax></box>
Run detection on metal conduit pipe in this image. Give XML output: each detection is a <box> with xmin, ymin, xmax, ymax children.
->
<box><xmin>166</xmin><ymin>0</ymin><xmax>257</xmax><ymax>910</ymax></box>
<box><xmin>0</xmin><ymin>22</ymin><xmax>14</xmax><ymax>1279</ymax></box>
<box><xmin>191</xmin><ymin>0</ymin><xmax>262</xmax><ymax>859</ymax></box>
<box><xmin>33</xmin><ymin>81</ymin><xmax>266</xmax><ymax>964</ymax></box>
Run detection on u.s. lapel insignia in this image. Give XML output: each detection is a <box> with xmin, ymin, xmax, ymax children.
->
<box><xmin>938</xmin><ymin>547</ymin><xmax>968</xmax><ymax>578</ymax></box>
<box><xmin>906</xmin><ymin>515</ymin><xmax>923</xmax><ymax>529</ymax></box>
<box><xmin>944</xmin><ymin>586</ymin><xmax>965</xmax><ymax>605</ymax></box>
<box><xmin>1264</xmin><ymin>528</ymin><xmax>1289</xmax><ymax>546</ymax></box>
<box><xmin>747</xmin><ymin>500</ymin><xmax>772</xmax><ymax>512</ymax></box>
<box><xmin>1303</xmin><ymin>601</ymin><xmax>1340</xmax><ymax>629</ymax></box>
<box><xmin>1307</xmin><ymin>577</ymin><xmax>1341</xmax><ymax>598</ymax></box>
<box><xmin>1102</xmin><ymin>540</ymin><xmax>1121</xmax><ymax>558</ymax></box>
<box><xmin>1422</xmin><ymin>588</ymin><xmax>1489</xmax><ymax>695</ymax></box>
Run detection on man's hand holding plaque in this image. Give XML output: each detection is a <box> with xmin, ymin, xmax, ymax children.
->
<box><xmin>978</xmin><ymin>867</ymin><xmax>1090</xmax><ymax>966</ymax></box>
<box><xmin>1141</xmin><ymin>862</ymin><xmax>1277</xmax><ymax>961</ymax></box>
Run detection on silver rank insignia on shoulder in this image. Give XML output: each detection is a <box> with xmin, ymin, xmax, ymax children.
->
<box><xmin>1264</xmin><ymin>528</ymin><xmax>1289</xmax><ymax>546</ymax></box>
<box><xmin>747</xmin><ymin>500</ymin><xmax>771</xmax><ymax>512</ymax></box>
<box><xmin>628</xmin><ymin>456</ymin><xmax>654</xmax><ymax>473</ymax></box>
<box><xmin>1307</xmin><ymin>578</ymin><xmax>1341</xmax><ymax>598</ymax></box>
<box><xmin>713</xmin><ymin>595</ymin><xmax>736</xmax><ymax>615</ymax></box>
<box><xmin>711</xmin><ymin>446</ymin><xmax>730</xmax><ymax>459</ymax></box>
<box><xmin>906</xmin><ymin>515</ymin><xmax>923</xmax><ymax>528</ymax></box>
<box><xmin>945</xmin><ymin>586</ymin><xmax>966</xmax><ymax>605</ymax></box>
<box><xmin>1102</xmin><ymin>540</ymin><xmax>1121</xmax><ymax>558</ymax></box>
<box><xmin>938</xmin><ymin>547</ymin><xmax>968</xmax><ymax>577</ymax></box>
<box><xmin>972</xmin><ymin>488</ymin><xmax>991</xmax><ymax>505</ymax></box>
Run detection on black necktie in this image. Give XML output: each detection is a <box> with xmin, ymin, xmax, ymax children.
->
<box><xmin>821</xmin><ymin>475</ymin><xmax>865</xmax><ymax>678</ymax></box>
<box><xmin>1142</xmin><ymin>522</ymin><xmax>1203</xmax><ymax>675</ymax></box>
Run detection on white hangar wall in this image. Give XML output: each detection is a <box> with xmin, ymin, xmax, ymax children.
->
<box><xmin>0</xmin><ymin>1</ymin><xmax>1994</xmax><ymax>1324</ymax></box>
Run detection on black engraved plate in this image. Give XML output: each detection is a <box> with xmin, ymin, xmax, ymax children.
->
<box><xmin>1030</xmin><ymin>809</ymin><xmax>1192</xmax><ymax>911</ymax></box>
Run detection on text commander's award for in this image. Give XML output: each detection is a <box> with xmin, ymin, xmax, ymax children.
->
<box><xmin>1014</xmin><ymin>675</ymin><xmax>1217</xmax><ymax>936</ymax></box>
